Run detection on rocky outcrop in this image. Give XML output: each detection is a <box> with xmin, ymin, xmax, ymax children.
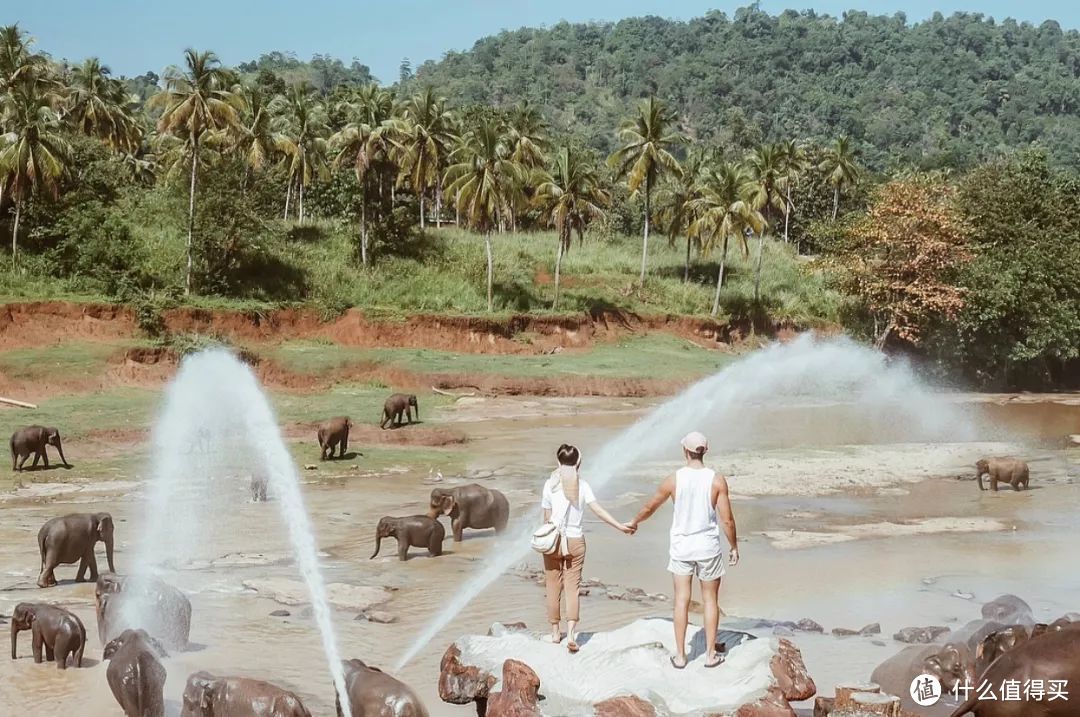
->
<box><xmin>438</xmin><ymin>617</ymin><xmax>815</xmax><ymax>716</ymax></box>
<box><xmin>892</xmin><ymin>625</ymin><xmax>950</xmax><ymax>644</ymax></box>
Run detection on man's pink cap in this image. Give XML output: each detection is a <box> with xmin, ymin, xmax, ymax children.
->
<box><xmin>680</xmin><ymin>431</ymin><xmax>708</xmax><ymax>452</ymax></box>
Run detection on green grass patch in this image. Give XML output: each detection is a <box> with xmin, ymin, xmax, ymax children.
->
<box><xmin>0</xmin><ymin>341</ymin><xmax>125</xmax><ymax>382</ymax></box>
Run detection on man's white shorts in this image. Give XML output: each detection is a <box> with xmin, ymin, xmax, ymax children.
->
<box><xmin>667</xmin><ymin>553</ymin><xmax>726</xmax><ymax>581</ymax></box>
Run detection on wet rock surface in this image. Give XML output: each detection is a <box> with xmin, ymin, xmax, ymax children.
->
<box><xmin>438</xmin><ymin>617</ymin><xmax>815</xmax><ymax>716</ymax></box>
<box><xmin>241</xmin><ymin>578</ymin><xmax>390</xmax><ymax>612</ymax></box>
<box><xmin>892</xmin><ymin>625</ymin><xmax>950</xmax><ymax>643</ymax></box>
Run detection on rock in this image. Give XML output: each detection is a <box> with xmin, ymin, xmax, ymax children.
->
<box><xmin>358</xmin><ymin>610</ymin><xmax>397</xmax><ymax>624</ymax></box>
<box><xmin>951</xmin><ymin>590</ymin><xmax>974</xmax><ymax>600</ymax></box>
<box><xmin>796</xmin><ymin>618</ymin><xmax>825</xmax><ymax>633</ymax></box>
<box><xmin>488</xmin><ymin>622</ymin><xmax>528</xmax><ymax>637</ymax></box>
<box><xmin>438</xmin><ymin>617</ymin><xmax>814</xmax><ymax>716</ymax></box>
<box><xmin>871</xmin><ymin>640</ymin><xmax>886</xmax><ymax>647</ymax></box>
<box><xmin>304</xmin><ymin>464</ymin><xmax>317</xmax><ymax>470</ymax></box>
<box><xmin>834</xmin><ymin>682</ymin><xmax>881</xmax><ymax>710</ymax></box>
<box><xmin>486</xmin><ymin>660</ymin><xmax>541</xmax><ymax>717</ymax></box>
<box><xmin>773</xmin><ymin>625</ymin><xmax>794</xmax><ymax>637</ymax></box>
<box><xmin>859</xmin><ymin>623</ymin><xmax>882</xmax><ymax>636</ymax></box>
<box><xmin>813</xmin><ymin>695</ymin><xmax>835</xmax><ymax>717</ymax></box>
<box><xmin>269</xmin><ymin>609</ymin><xmax>291</xmax><ymax>617</ymax></box>
<box><xmin>438</xmin><ymin>644</ymin><xmax>496</xmax><ymax>706</ymax></box>
<box><xmin>595</xmin><ymin>695</ymin><xmax>657</xmax><ymax>717</ymax></box>
<box><xmin>242</xmin><ymin>578</ymin><xmax>389</xmax><ymax>612</ymax></box>
<box><xmin>832</xmin><ymin>627</ymin><xmax>859</xmax><ymax>637</ymax></box>
<box><xmin>892</xmin><ymin>626</ymin><xmax>950</xmax><ymax>644</ymax></box>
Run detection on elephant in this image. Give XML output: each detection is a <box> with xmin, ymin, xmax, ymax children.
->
<box><xmin>981</xmin><ymin>594</ymin><xmax>1033</xmax><ymax>624</ymax></box>
<box><xmin>318</xmin><ymin>416</ymin><xmax>353</xmax><ymax>460</ymax></box>
<box><xmin>381</xmin><ymin>394</ymin><xmax>419</xmax><ymax>429</ymax></box>
<box><xmin>370</xmin><ymin>516</ymin><xmax>445</xmax><ymax>561</ymax></box>
<box><xmin>428</xmin><ymin>484</ymin><xmax>510</xmax><ymax>542</ymax></box>
<box><xmin>251</xmin><ymin>471</ymin><xmax>269</xmax><ymax>502</ymax></box>
<box><xmin>976</xmin><ymin>457</ymin><xmax>1029</xmax><ymax>491</ymax></box>
<box><xmin>950</xmin><ymin>629</ymin><xmax>1080</xmax><ymax>716</ymax></box>
<box><xmin>10</xmin><ymin>602</ymin><xmax>86</xmax><ymax>669</ymax></box>
<box><xmin>103</xmin><ymin>629</ymin><xmax>168</xmax><ymax>717</ymax></box>
<box><xmin>337</xmin><ymin>658</ymin><xmax>429</xmax><ymax>717</ymax></box>
<box><xmin>37</xmin><ymin>512</ymin><xmax>115</xmax><ymax>588</ymax></box>
<box><xmin>180</xmin><ymin>671</ymin><xmax>312</xmax><ymax>717</ymax></box>
<box><xmin>10</xmin><ymin>424</ymin><xmax>70</xmax><ymax>471</ymax></box>
<box><xmin>96</xmin><ymin>573</ymin><xmax>192</xmax><ymax>651</ymax></box>
<box><xmin>975</xmin><ymin>624</ymin><xmax>1032</xmax><ymax>677</ymax></box>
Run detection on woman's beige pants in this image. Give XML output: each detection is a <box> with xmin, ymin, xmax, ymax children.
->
<box><xmin>543</xmin><ymin>536</ymin><xmax>586</xmax><ymax>623</ymax></box>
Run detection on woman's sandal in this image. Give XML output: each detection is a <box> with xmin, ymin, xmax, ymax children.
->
<box><xmin>669</xmin><ymin>656</ymin><xmax>687</xmax><ymax>669</ymax></box>
<box><xmin>567</xmin><ymin>636</ymin><xmax>579</xmax><ymax>653</ymax></box>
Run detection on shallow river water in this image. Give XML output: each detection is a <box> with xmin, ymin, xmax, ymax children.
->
<box><xmin>1</xmin><ymin>393</ymin><xmax>1077</xmax><ymax>715</ymax></box>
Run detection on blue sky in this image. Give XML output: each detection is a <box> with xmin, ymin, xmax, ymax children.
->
<box><xmin>7</xmin><ymin>1</ymin><xmax>1077</xmax><ymax>83</ymax></box>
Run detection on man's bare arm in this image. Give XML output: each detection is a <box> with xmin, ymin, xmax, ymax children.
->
<box><xmin>631</xmin><ymin>474</ymin><xmax>675</xmax><ymax>528</ymax></box>
<box><xmin>714</xmin><ymin>474</ymin><xmax>739</xmax><ymax>564</ymax></box>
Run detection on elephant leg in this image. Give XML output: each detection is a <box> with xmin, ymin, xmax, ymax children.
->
<box><xmin>16</xmin><ymin>451</ymin><xmax>29</xmax><ymax>470</ymax></box>
<box><xmin>41</xmin><ymin>449</ymin><xmax>49</xmax><ymax>469</ymax></box>
<box><xmin>53</xmin><ymin>634</ymin><xmax>71</xmax><ymax>669</ymax></box>
<box><xmin>398</xmin><ymin>538</ymin><xmax>409</xmax><ymax>561</ymax></box>
<box><xmin>341</xmin><ymin>432</ymin><xmax>348</xmax><ymax>457</ymax></box>
<box><xmin>31</xmin><ymin>627</ymin><xmax>44</xmax><ymax>663</ymax></box>
<box><xmin>452</xmin><ymin>516</ymin><xmax>464</xmax><ymax>542</ymax></box>
<box><xmin>990</xmin><ymin>475</ymin><xmax>999</xmax><ymax>491</ymax></box>
<box><xmin>38</xmin><ymin>553</ymin><xmax>59</xmax><ymax>588</ymax></box>
<box><xmin>430</xmin><ymin>537</ymin><xmax>443</xmax><ymax>557</ymax></box>
<box><xmin>31</xmin><ymin>451</ymin><xmax>41</xmax><ymax>468</ymax></box>
<box><xmin>86</xmin><ymin>550</ymin><xmax>100</xmax><ymax>581</ymax></box>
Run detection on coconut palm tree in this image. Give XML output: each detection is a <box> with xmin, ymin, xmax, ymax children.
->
<box><xmin>506</xmin><ymin>100</ymin><xmax>548</xmax><ymax>169</ymax></box>
<box><xmin>535</xmin><ymin>146</ymin><xmax>610</xmax><ymax>309</ymax></box>
<box><xmin>149</xmin><ymin>49</ymin><xmax>241</xmax><ymax>295</ymax></box>
<box><xmin>778</xmin><ymin>139</ymin><xmax>808</xmax><ymax>244</ymax></box>
<box><xmin>689</xmin><ymin>162</ymin><xmax>765</xmax><ymax>317</ymax></box>
<box><xmin>271</xmin><ymin>82</ymin><xmax>330</xmax><ymax>224</ymax></box>
<box><xmin>0</xmin><ymin>24</ymin><xmax>50</xmax><ymax>95</ymax></box>
<box><xmin>0</xmin><ymin>76</ymin><xmax>73</xmax><ymax>265</ymax></box>
<box><xmin>331</xmin><ymin>86</ymin><xmax>400</xmax><ymax>266</ymax></box>
<box><xmin>227</xmin><ymin>84</ymin><xmax>287</xmax><ymax>191</ymax></box>
<box><xmin>394</xmin><ymin>87</ymin><xmax>456</xmax><ymax>229</ymax></box>
<box><xmin>655</xmin><ymin>149</ymin><xmax>707</xmax><ymax>283</ymax></box>
<box><xmin>747</xmin><ymin>143</ymin><xmax>789</xmax><ymax>302</ymax></box>
<box><xmin>819</xmin><ymin>136</ymin><xmax>860</xmax><ymax>220</ymax></box>
<box><xmin>444</xmin><ymin>118</ymin><xmax>522</xmax><ymax>311</ymax></box>
<box><xmin>65</xmin><ymin>57</ymin><xmax>141</xmax><ymax>152</ymax></box>
<box><xmin>608</xmin><ymin>97</ymin><xmax>683</xmax><ymax>286</ymax></box>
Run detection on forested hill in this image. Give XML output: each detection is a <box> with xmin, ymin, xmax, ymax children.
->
<box><xmin>409</xmin><ymin>7</ymin><xmax>1080</xmax><ymax>170</ymax></box>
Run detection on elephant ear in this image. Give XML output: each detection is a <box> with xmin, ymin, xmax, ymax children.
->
<box><xmin>102</xmin><ymin>636</ymin><xmax>122</xmax><ymax>659</ymax></box>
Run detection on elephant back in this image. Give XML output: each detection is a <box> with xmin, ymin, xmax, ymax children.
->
<box><xmin>98</xmin><ymin>576</ymin><xmax>191</xmax><ymax>651</ymax></box>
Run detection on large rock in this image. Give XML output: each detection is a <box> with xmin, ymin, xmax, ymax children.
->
<box><xmin>438</xmin><ymin>617</ymin><xmax>815</xmax><ymax>716</ymax></box>
<box><xmin>486</xmin><ymin>660</ymin><xmax>541</xmax><ymax>717</ymax></box>
<box><xmin>595</xmin><ymin>695</ymin><xmax>657</xmax><ymax>717</ymax></box>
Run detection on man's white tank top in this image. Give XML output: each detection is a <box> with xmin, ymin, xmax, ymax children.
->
<box><xmin>669</xmin><ymin>466</ymin><xmax>723</xmax><ymax>561</ymax></box>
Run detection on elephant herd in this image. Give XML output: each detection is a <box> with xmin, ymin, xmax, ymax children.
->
<box><xmin>871</xmin><ymin>595</ymin><xmax>1080</xmax><ymax>717</ymax></box>
<box><xmin>13</xmin><ymin>508</ymin><xmax>435</xmax><ymax>715</ymax></box>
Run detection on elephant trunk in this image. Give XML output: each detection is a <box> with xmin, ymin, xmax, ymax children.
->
<box><xmin>55</xmin><ymin>438</ymin><xmax>69</xmax><ymax>467</ymax></box>
<box><xmin>414</xmin><ymin>404</ymin><xmax>419</xmax><ymax>422</ymax></box>
<box><xmin>427</xmin><ymin>507</ymin><xmax>440</xmax><ymax>520</ymax></box>
<box><xmin>104</xmin><ymin>534</ymin><xmax>115</xmax><ymax>573</ymax></box>
<box><xmin>370</xmin><ymin>534</ymin><xmax>382</xmax><ymax>560</ymax></box>
<box><xmin>11</xmin><ymin>623</ymin><xmax>19</xmax><ymax>660</ymax></box>
<box><xmin>977</xmin><ymin>472</ymin><xmax>986</xmax><ymax>491</ymax></box>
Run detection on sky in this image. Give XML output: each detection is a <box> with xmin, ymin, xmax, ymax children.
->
<box><xmin>6</xmin><ymin>1</ymin><xmax>1078</xmax><ymax>83</ymax></box>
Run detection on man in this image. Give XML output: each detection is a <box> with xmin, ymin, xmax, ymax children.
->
<box><xmin>630</xmin><ymin>431</ymin><xmax>739</xmax><ymax>669</ymax></box>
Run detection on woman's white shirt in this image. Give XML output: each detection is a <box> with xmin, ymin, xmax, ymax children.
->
<box><xmin>541</xmin><ymin>473</ymin><xmax>596</xmax><ymax>539</ymax></box>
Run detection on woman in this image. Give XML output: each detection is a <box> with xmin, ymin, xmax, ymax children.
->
<box><xmin>541</xmin><ymin>443</ymin><xmax>633</xmax><ymax>653</ymax></box>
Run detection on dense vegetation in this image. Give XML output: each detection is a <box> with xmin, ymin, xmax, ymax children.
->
<box><xmin>411</xmin><ymin>7</ymin><xmax>1080</xmax><ymax>169</ymax></box>
<box><xmin>0</xmin><ymin>9</ymin><xmax>1078</xmax><ymax>390</ymax></box>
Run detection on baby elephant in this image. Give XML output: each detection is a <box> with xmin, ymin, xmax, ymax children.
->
<box><xmin>10</xmin><ymin>602</ymin><xmax>86</xmax><ymax>669</ymax></box>
<box><xmin>181</xmin><ymin>671</ymin><xmax>312</xmax><ymax>717</ymax></box>
<box><xmin>976</xmin><ymin>457</ymin><xmax>1029</xmax><ymax>491</ymax></box>
<box><xmin>381</xmin><ymin>393</ymin><xmax>419</xmax><ymax>429</ymax></box>
<box><xmin>370</xmin><ymin>516</ymin><xmax>445</xmax><ymax>561</ymax></box>
<box><xmin>337</xmin><ymin>659</ymin><xmax>429</xmax><ymax>717</ymax></box>
<box><xmin>10</xmin><ymin>424</ymin><xmax>70</xmax><ymax>471</ymax></box>
<box><xmin>317</xmin><ymin>416</ymin><xmax>352</xmax><ymax>460</ymax></box>
<box><xmin>104</xmin><ymin>629</ymin><xmax>168</xmax><ymax>717</ymax></box>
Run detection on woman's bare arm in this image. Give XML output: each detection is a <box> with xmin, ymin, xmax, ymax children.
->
<box><xmin>588</xmin><ymin>501</ymin><xmax>632</xmax><ymax>533</ymax></box>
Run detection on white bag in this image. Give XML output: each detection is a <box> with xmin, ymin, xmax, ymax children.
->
<box><xmin>531</xmin><ymin>500</ymin><xmax>572</xmax><ymax>556</ymax></box>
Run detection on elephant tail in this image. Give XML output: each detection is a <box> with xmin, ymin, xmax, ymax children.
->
<box><xmin>74</xmin><ymin>636</ymin><xmax>85</xmax><ymax>668</ymax></box>
<box><xmin>37</xmin><ymin>527</ymin><xmax>46</xmax><ymax>573</ymax></box>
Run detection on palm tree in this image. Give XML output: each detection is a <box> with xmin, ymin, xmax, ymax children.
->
<box><xmin>747</xmin><ymin>143</ymin><xmax>788</xmax><ymax>302</ymax></box>
<box><xmin>608</xmin><ymin>97</ymin><xmax>683</xmax><ymax>286</ymax></box>
<box><xmin>228</xmin><ymin>84</ymin><xmax>286</xmax><ymax>191</ymax></box>
<box><xmin>394</xmin><ymin>87</ymin><xmax>456</xmax><ymax>229</ymax></box>
<box><xmin>819</xmin><ymin>136</ymin><xmax>860</xmax><ymax>220</ymax></box>
<box><xmin>331</xmin><ymin>85</ymin><xmax>399</xmax><ymax>266</ymax></box>
<box><xmin>506</xmin><ymin>100</ymin><xmax>549</xmax><ymax>233</ymax></box>
<box><xmin>149</xmin><ymin>49</ymin><xmax>241</xmax><ymax>295</ymax></box>
<box><xmin>655</xmin><ymin>149</ymin><xmax>706</xmax><ymax>282</ymax></box>
<box><xmin>0</xmin><ymin>77</ymin><xmax>73</xmax><ymax>265</ymax></box>
<box><xmin>689</xmin><ymin>163</ymin><xmax>765</xmax><ymax>317</ymax></box>
<box><xmin>0</xmin><ymin>24</ymin><xmax>50</xmax><ymax>95</ymax></box>
<box><xmin>535</xmin><ymin>146</ymin><xmax>610</xmax><ymax>309</ymax></box>
<box><xmin>444</xmin><ymin>118</ymin><xmax>522</xmax><ymax>311</ymax></box>
<box><xmin>271</xmin><ymin>82</ymin><xmax>330</xmax><ymax>224</ymax></box>
<box><xmin>65</xmin><ymin>58</ymin><xmax>141</xmax><ymax>152</ymax></box>
<box><xmin>778</xmin><ymin>139</ymin><xmax>808</xmax><ymax>244</ymax></box>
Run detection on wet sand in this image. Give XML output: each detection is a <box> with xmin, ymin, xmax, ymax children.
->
<box><xmin>0</xmin><ymin>394</ymin><xmax>1077</xmax><ymax>715</ymax></box>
